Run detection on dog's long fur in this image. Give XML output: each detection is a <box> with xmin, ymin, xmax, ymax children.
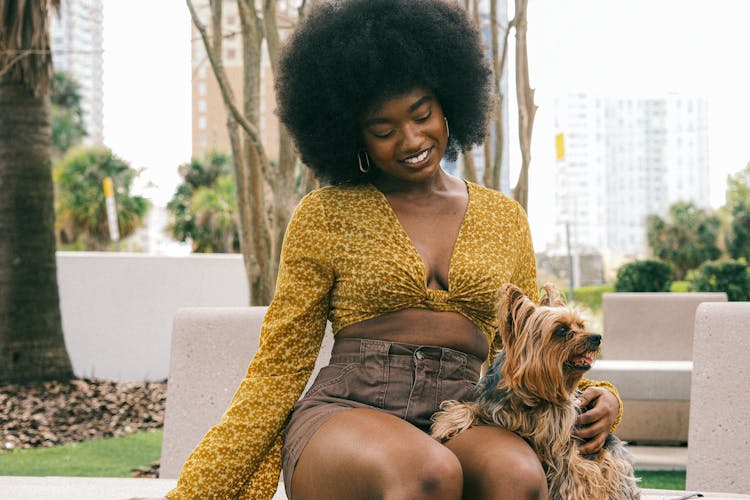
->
<box><xmin>431</xmin><ymin>284</ymin><xmax>639</xmax><ymax>500</ymax></box>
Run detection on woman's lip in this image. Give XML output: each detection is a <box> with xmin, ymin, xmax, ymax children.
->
<box><xmin>399</xmin><ymin>147</ymin><xmax>433</xmax><ymax>168</ymax></box>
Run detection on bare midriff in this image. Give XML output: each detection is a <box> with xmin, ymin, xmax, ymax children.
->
<box><xmin>336</xmin><ymin>308</ymin><xmax>488</xmax><ymax>361</ymax></box>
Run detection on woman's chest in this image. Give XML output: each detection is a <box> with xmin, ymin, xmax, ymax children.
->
<box><xmin>327</xmin><ymin>208</ymin><xmax>518</xmax><ymax>300</ymax></box>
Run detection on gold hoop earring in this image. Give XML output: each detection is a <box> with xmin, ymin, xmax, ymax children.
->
<box><xmin>358</xmin><ymin>151</ymin><xmax>371</xmax><ymax>174</ymax></box>
<box><xmin>444</xmin><ymin>116</ymin><xmax>450</xmax><ymax>138</ymax></box>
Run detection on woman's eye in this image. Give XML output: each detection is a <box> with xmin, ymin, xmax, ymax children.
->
<box><xmin>415</xmin><ymin>112</ymin><xmax>432</xmax><ymax>122</ymax></box>
<box><xmin>371</xmin><ymin>130</ymin><xmax>394</xmax><ymax>139</ymax></box>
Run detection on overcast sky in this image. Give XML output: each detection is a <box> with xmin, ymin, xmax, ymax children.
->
<box><xmin>102</xmin><ymin>0</ymin><xmax>750</xmax><ymax>250</ymax></box>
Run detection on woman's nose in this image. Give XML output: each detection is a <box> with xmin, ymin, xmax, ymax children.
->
<box><xmin>400</xmin><ymin>122</ymin><xmax>422</xmax><ymax>151</ymax></box>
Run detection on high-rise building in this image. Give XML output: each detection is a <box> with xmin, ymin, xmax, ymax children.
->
<box><xmin>552</xmin><ymin>93</ymin><xmax>710</xmax><ymax>259</ymax></box>
<box><xmin>191</xmin><ymin>1</ymin><xmax>298</xmax><ymax>162</ymax></box>
<box><xmin>49</xmin><ymin>0</ymin><xmax>104</xmax><ymax>146</ymax></box>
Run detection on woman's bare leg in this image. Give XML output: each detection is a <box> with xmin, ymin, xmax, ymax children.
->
<box><xmin>444</xmin><ymin>425</ymin><xmax>548</xmax><ymax>500</ymax></box>
<box><xmin>290</xmin><ymin>408</ymin><xmax>463</xmax><ymax>500</ymax></box>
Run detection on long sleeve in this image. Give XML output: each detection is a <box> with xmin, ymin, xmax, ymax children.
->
<box><xmin>167</xmin><ymin>191</ymin><xmax>334</xmax><ymax>499</ymax></box>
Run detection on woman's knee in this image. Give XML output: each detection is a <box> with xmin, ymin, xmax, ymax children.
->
<box><xmin>384</xmin><ymin>443</ymin><xmax>463</xmax><ymax>500</ymax></box>
<box><xmin>446</xmin><ymin>426</ymin><xmax>548</xmax><ymax>499</ymax></box>
<box><xmin>502</xmin><ymin>452</ymin><xmax>547</xmax><ymax>498</ymax></box>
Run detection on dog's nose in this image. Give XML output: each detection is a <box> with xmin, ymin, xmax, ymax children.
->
<box><xmin>588</xmin><ymin>334</ymin><xmax>602</xmax><ymax>346</ymax></box>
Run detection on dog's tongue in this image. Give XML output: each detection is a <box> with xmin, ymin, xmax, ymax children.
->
<box><xmin>571</xmin><ymin>356</ymin><xmax>593</xmax><ymax>367</ymax></box>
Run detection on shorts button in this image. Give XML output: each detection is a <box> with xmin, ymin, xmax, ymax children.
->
<box><xmin>415</xmin><ymin>350</ymin><xmax>425</xmax><ymax>360</ymax></box>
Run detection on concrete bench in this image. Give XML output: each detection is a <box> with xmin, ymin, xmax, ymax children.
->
<box><xmin>159</xmin><ymin>307</ymin><xmax>333</xmax><ymax>482</ymax></box>
<box><xmin>6</xmin><ymin>305</ymin><xmax>730</xmax><ymax>499</ymax></box>
<box><xmin>4</xmin><ymin>302</ymin><xmax>749</xmax><ymax>498</ymax></box>
<box><xmin>153</xmin><ymin>305</ymin><xmax>750</xmax><ymax>498</ymax></box>
<box><xmin>600</xmin><ymin>292</ymin><xmax>727</xmax><ymax>443</ymax></box>
<box><xmin>687</xmin><ymin>302</ymin><xmax>750</xmax><ymax>494</ymax></box>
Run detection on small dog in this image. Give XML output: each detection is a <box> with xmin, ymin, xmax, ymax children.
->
<box><xmin>431</xmin><ymin>283</ymin><xmax>639</xmax><ymax>500</ymax></box>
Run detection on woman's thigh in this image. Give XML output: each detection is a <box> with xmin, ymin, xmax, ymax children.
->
<box><xmin>444</xmin><ymin>425</ymin><xmax>549</xmax><ymax>500</ymax></box>
<box><xmin>290</xmin><ymin>408</ymin><xmax>463</xmax><ymax>500</ymax></box>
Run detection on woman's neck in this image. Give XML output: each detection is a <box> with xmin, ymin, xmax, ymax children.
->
<box><xmin>373</xmin><ymin>167</ymin><xmax>456</xmax><ymax>196</ymax></box>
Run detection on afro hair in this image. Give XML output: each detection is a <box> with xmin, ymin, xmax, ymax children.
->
<box><xmin>276</xmin><ymin>0</ymin><xmax>494</xmax><ymax>184</ymax></box>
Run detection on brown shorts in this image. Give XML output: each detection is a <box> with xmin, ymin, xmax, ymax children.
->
<box><xmin>281</xmin><ymin>337</ymin><xmax>483</xmax><ymax>494</ymax></box>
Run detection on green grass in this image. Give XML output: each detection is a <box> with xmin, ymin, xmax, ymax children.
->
<box><xmin>636</xmin><ymin>469</ymin><xmax>686</xmax><ymax>490</ymax></box>
<box><xmin>0</xmin><ymin>429</ymin><xmax>162</xmax><ymax>477</ymax></box>
<box><xmin>0</xmin><ymin>429</ymin><xmax>687</xmax><ymax>490</ymax></box>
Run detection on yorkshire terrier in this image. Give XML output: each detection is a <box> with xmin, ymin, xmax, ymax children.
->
<box><xmin>431</xmin><ymin>283</ymin><xmax>639</xmax><ymax>500</ymax></box>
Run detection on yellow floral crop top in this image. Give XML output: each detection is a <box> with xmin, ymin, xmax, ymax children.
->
<box><xmin>167</xmin><ymin>181</ymin><xmax>621</xmax><ymax>499</ymax></box>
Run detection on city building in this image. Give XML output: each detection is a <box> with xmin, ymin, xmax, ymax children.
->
<box><xmin>190</xmin><ymin>1</ymin><xmax>298</xmax><ymax>162</ymax></box>
<box><xmin>49</xmin><ymin>0</ymin><xmax>104</xmax><ymax>145</ymax></box>
<box><xmin>551</xmin><ymin>92</ymin><xmax>710</xmax><ymax>261</ymax></box>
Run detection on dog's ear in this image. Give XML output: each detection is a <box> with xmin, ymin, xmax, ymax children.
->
<box><xmin>497</xmin><ymin>284</ymin><xmax>534</xmax><ymax>347</ymax></box>
<box><xmin>539</xmin><ymin>283</ymin><xmax>565</xmax><ymax>307</ymax></box>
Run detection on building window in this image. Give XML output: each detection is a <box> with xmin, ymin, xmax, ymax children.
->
<box><xmin>198</xmin><ymin>82</ymin><xmax>207</xmax><ymax>96</ymax></box>
<box><xmin>198</xmin><ymin>99</ymin><xmax>207</xmax><ymax>112</ymax></box>
<box><xmin>198</xmin><ymin>116</ymin><xmax>207</xmax><ymax>130</ymax></box>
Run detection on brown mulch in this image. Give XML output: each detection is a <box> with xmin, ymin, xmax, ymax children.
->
<box><xmin>0</xmin><ymin>378</ymin><xmax>166</xmax><ymax>477</ymax></box>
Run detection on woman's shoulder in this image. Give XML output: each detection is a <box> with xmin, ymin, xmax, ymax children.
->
<box><xmin>466</xmin><ymin>180</ymin><xmax>523</xmax><ymax>214</ymax></box>
<box><xmin>299</xmin><ymin>183</ymin><xmax>376</xmax><ymax>213</ymax></box>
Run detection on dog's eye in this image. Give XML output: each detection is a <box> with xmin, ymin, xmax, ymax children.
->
<box><xmin>554</xmin><ymin>326</ymin><xmax>569</xmax><ymax>338</ymax></box>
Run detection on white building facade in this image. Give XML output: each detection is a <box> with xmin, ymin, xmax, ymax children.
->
<box><xmin>553</xmin><ymin>93</ymin><xmax>710</xmax><ymax>259</ymax></box>
<box><xmin>49</xmin><ymin>0</ymin><xmax>104</xmax><ymax>145</ymax></box>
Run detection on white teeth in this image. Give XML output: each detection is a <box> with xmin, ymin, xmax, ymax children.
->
<box><xmin>404</xmin><ymin>149</ymin><xmax>428</xmax><ymax>164</ymax></box>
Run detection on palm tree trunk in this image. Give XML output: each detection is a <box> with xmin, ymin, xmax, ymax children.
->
<box><xmin>0</xmin><ymin>78</ymin><xmax>74</xmax><ymax>383</ymax></box>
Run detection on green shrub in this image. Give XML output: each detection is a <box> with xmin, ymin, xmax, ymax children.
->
<box><xmin>614</xmin><ymin>260</ymin><xmax>673</xmax><ymax>292</ymax></box>
<box><xmin>689</xmin><ymin>260</ymin><xmax>750</xmax><ymax>301</ymax></box>
<box><xmin>569</xmin><ymin>284</ymin><xmax>614</xmax><ymax>311</ymax></box>
<box><xmin>670</xmin><ymin>280</ymin><xmax>690</xmax><ymax>292</ymax></box>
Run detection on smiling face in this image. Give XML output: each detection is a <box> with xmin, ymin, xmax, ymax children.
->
<box><xmin>360</xmin><ymin>87</ymin><xmax>449</xmax><ymax>185</ymax></box>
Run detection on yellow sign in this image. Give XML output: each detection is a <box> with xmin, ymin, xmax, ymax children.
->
<box><xmin>102</xmin><ymin>177</ymin><xmax>114</xmax><ymax>198</ymax></box>
<box><xmin>555</xmin><ymin>132</ymin><xmax>565</xmax><ymax>160</ymax></box>
<box><xmin>555</xmin><ymin>133</ymin><xmax>565</xmax><ymax>161</ymax></box>
<box><xmin>102</xmin><ymin>177</ymin><xmax>120</xmax><ymax>242</ymax></box>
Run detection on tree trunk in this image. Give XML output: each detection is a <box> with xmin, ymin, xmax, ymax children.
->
<box><xmin>263</xmin><ymin>0</ymin><xmax>297</xmax><ymax>278</ymax></box>
<box><xmin>188</xmin><ymin>0</ymin><xmax>276</xmax><ymax>305</ymax></box>
<box><xmin>461</xmin><ymin>149</ymin><xmax>478</xmax><ymax>183</ymax></box>
<box><xmin>0</xmin><ymin>79</ymin><xmax>74</xmax><ymax>383</ymax></box>
<box><xmin>511</xmin><ymin>0</ymin><xmax>537</xmax><ymax>211</ymax></box>
<box><xmin>238</xmin><ymin>0</ymin><xmax>274</xmax><ymax>304</ymax></box>
<box><xmin>188</xmin><ymin>0</ymin><xmax>304</xmax><ymax>305</ymax></box>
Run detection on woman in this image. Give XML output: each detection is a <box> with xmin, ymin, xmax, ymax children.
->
<box><xmin>164</xmin><ymin>1</ymin><xmax>621</xmax><ymax>498</ymax></box>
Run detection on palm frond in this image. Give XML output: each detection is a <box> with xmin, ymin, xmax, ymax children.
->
<box><xmin>0</xmin><ymin>0</ymin><xmax>60</xmax><ymax>95</ymax></box>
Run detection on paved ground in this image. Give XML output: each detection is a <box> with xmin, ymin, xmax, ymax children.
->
<box><xmin>1</xmin><ymin>476</ymin><xmax>749</xmax><ymax>500</ymax></box>
<box><xmin>0</xmin><ymin>445</ymin><xmax>741</xmax><ymax>500</ymax></box>
<box><xmin>3</xmin><ymin>475</ymin><xmax>750</xmax><ymax>499</ymax></box>
<box><xmin>631</xmin><ymin>445</ymin><xmax>688</xmax><ymax>470</ymax></box>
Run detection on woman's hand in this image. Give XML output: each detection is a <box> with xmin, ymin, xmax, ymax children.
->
<box><xmin>573</xmin><ymin>386</ymin><xmax>620</xmax><ymax>455</ymax></box>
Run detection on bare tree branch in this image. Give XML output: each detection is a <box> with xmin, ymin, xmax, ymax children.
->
<box><xmin>186</xmin><ymin>0</ymin><xmax>270</xmax><ymax>170</ymax></box>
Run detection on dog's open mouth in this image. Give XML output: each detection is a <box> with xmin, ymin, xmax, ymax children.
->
<box><xmin>564</xmin><ymin>353</ymin><xmax>596</xmax><ymax>371</ymax></box>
